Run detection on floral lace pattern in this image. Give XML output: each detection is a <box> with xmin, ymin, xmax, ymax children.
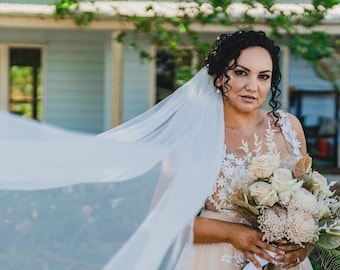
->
<box><xmin>205</xmin><ymin>111</ymin><xmax>302</xmax><ymax>216</ymax></box>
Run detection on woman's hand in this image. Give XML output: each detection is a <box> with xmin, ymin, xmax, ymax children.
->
<box><xmin>227</xmin><ymin>223</ymin><xmax>284</xmax><ymax>269</ymax></box>
<box><xmin>275</xmin><ymin>243</ymin><xmax>313</xmax><ymax>269</ymax></box>
<box><xmin>194</xmin><ymin>217</ymin><xmax>284</xmax><ymax>270</ymax></box>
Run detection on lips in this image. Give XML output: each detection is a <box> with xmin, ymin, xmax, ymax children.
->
<box><xmin>240</xmin><ymin>95</ymin><xmax>256</xmax><ymax>100</ymax></box>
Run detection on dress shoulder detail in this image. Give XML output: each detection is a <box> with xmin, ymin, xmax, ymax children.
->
<box><xmin>276</xmin><ymin>110</ymin><xmax>302</xmax><ymax>161</ymax></box>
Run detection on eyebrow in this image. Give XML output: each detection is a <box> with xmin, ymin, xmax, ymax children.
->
<box><xmin>236</xmin><ymin>64</ymin><xmax>272</xmax><ymax>73</ymax></box>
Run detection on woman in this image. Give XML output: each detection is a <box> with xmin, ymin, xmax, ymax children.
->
<box><xmin>176</xmin><ymin>31</ymin><xmax>313</xmax><ymax>270</ymax></box>
<box><xmin>0</xmin><ymin>31</ymin><xmax>313</xmax><ymax>270</ymax></box>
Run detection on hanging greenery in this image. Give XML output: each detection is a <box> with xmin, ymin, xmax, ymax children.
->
<box><xmin>54</xmin><ymin>0</ymin><xmax>339</xmax><ymax>67</ymax></box>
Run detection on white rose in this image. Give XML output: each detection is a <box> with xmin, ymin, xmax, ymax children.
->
<box><xmin>270</xmin><ymin>168</ymin><xmax>303</xmax><ymax>204</ymax></box>
<box><xmin>309</xmin><ymin>171</ymin><xmax>333</xmax><ymax>198</ymax></box>
<box><xmin>249</xmin><ymin>181</ymin><xmax>279</xmax><ymax>207</ymax></box>
<box><xmin>248</xmin><ymin>154</ymin><xmax>280</xmax><ymax>180</ymax></box>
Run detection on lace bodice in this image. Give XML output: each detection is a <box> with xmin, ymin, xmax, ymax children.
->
<box><xmin>205</xmin><ymin>111</ymin><xmax>302</xmax><ymax>216</ymax></box>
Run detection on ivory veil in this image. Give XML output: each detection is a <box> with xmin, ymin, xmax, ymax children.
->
<box><xmin>0</xmin><ymin>67</ymin><xmax>225</xmax><ymax>269</ymax></box>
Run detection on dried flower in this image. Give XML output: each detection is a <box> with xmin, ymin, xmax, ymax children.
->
<box><xmin>308</xmin><ymin>171</ymin><xmax>334</xmax><ymax>198</ymax></box>
<box><xmin>293</xmin><ymin>154</ymin><xmax>312</xmax><ymax>180</ymax></box>
<box><xmin>258</xmin><ymin>205</ymin><xmax>288</xmax><ymax>242</ymax></box>
<box><xmin>287</xmin><ymin>188</ymin><xmax>320</xmax><ymax>218</ymax></box>
<box><xmin>286</xmin><ymin>209</ymin><xmax>319</xmax><ymax>244</ymax></box>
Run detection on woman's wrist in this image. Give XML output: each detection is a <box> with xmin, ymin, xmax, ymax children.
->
<box><xmin>194</xmin><ymin>216</ymin><xmax>236</xmax><ymax>244</ymax></box>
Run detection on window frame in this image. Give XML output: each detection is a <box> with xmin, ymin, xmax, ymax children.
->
<box><xmin>152</xmin><ymin>45</ymin><xmax>198</xmax><ymax>105</ymax></box>
<box><xmin>0</xmin><ymin>43</ymin><xmax>44</xmax><ymax>120</ymax></box>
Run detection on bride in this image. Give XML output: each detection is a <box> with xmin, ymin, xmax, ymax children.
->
<box><xmin>0</xmin><ymin>30</ymin><xmax>313</xmax><ymax>270</ymax></box>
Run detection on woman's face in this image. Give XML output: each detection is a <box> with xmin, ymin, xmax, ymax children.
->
<box><xmin>218</xmin><ymin>46</ymin><xmax>273</xmax><ymax>113</ymax></box>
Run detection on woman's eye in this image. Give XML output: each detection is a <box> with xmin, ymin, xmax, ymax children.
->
<box><xmin>235</xmin><ymin>70</ymin><xmax>246</xmax><ymax>76</ymax></box>
<box><xmin>259</xmin><ymin>74</ymin><xmax>270</xmax><ymax>80</ymax></box>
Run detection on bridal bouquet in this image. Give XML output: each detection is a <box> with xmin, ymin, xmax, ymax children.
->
<box><xmin>232</xmin><ymin>154</ymin><xmax>340</xmax><ymax>270</ymax></box>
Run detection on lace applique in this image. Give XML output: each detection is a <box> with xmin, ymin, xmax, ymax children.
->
<box><xmin>277</xmin><ymin>110</ymin><xmax>302</xmax><ymax>161</ymax></box>
<box><xmin>206</xmin><ymin>149</ymin><xmax>247</xmax><ymax>214</ymax></box>
<box><xmin>205</xmin><ymin>111</ymin><xmax>302</xmax><ymax>215</ymax></box>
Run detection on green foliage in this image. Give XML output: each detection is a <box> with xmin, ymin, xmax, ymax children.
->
<box><xmin>54</xmin><ymin>0</ymin><xmax>339</xmax><ymax>70</ymax></box>
<box><xmin>317</xmin><ymin>231</ymin><xmax>340</xmax><ymax>250</ymax></box>
<box><xmin>313</xmin><ymin>0</ymin><xmax>340</xmax><ymax>9</ymax></box>
<box><xmin>54</xmin><ymin>0</ymin><xmax>95</xmax><ymax>27</ymax></box>
<box><xmin>288</xmin><ymin>31</ymin><xmax>334</xmax><ymax>63</ymax></box>
<box><xmin>313</xmin><ymin>245</ymin><xmax>340</xmax><ymax>270</ymax></box>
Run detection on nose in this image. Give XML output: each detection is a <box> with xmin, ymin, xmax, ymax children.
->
<box><xmin>246</xmin><ymin>76</ymin><xmax>258</xmax><ymax>91</ymax></box>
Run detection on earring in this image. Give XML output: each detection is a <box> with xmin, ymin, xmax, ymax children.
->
<box><xmin>215</xmin><ymin>88</ymin><xmax>221</xmax><ymax>94</ymax></box>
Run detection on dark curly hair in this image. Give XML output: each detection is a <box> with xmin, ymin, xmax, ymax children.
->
<box><xmin>205</xmin><ymin>30</ymin><xmax>281</xmax><ymax>125</ymax></box>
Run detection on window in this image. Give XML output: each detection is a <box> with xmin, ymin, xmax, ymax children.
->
<box><xmin>9</xmin><ymin>48</ymin><xmax>43</xmax><ymax>120</ymax></box>
<box><xmin>156</xmin><ymin>49</ymin><xmax>196</xmax><ymax>103</ymax></box>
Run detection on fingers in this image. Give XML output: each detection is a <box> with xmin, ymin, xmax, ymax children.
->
<box><xmin>245</xmin><ymin>242</ymin><xmax>283</xmax><ymax>269</ymax></box>
<box><xmin>245</xmin><ymin>252</ymin><xmax>263</xmax><ymax>270</ymax></box>
<box><xmin>275</xmin><ymin>244</ymin><xmax>306</xmax><ymax>269</ymax></box>
<box><xmin>281</xmin><ymin>256</ymin><xmax>300</xmax><ymax>269</ymax></box>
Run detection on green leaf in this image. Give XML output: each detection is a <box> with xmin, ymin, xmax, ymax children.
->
<box><xmin>313</xmin><ymin>0</ymin><xmax>340</xmax><ymax>9</ymax></box>
<box><xmin>316</xmin><ymin>232</ymin><xmax>340</xmax><ymax>249</ymax></box>
<box><xmin>115</xmin><ymin>32</ymin><xmax>126</xmax><ymax>43</ymax></box>
<box><xmin>314</xmin><ymin>246</ymin><xmax>340</xmax><ymax>270</ymax></box>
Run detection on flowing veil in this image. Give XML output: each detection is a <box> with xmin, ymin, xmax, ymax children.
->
<box><xmin>0</xmin><ymin>67</ymin><xmax>225</xmax><ymax>269</ymax></box>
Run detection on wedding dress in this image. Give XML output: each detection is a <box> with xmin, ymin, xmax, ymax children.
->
<box><xmin>174</xmin><ymin>111</ymin><xmax>314</xmax><ymax>270</ymax></box>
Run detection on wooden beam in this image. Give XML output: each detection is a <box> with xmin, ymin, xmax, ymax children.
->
<box><xmin>111</xmin><ymin>31</ymin><xmax>123</xmax><ymax>127</ymax></box>
<box><xmin>0</xmin><ymin>15</ymin><xmax>339</xmax><ymax>34</ymax></box>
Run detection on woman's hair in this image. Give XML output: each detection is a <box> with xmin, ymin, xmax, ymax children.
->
<box><xmin>205</xmin><ymin>30</ymin><xmax>281</xmax><ymax>124</ymax></box>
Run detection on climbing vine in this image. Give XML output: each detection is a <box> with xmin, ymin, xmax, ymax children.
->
<box><xmin>54</xmin><ymin>0</ymin><xmax>339</xmax><ymax>71</ymax></box>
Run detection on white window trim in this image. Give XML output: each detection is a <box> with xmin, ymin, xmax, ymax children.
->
<box><xmin>0</xmin><ymin>44</ymin><xmax>9</xmax><ymax>111</ymax></box>
<box><xmin>280</xmin><ymin>45</ymin><xmax>290</xmax><ymax>111</ymax></box>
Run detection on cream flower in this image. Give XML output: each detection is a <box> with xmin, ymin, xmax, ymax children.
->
<box><xmin>308</xmin><ymin>171</ymin><xmax>333</xmax><ymax>198</ymax></box>
<box><xmin>248</xmin><ymin>154</ymin><xmax>280</xmax><ymax>180</ymax></box>
<box><xmin>316</xmin><ymin>200</ymin><xmax>332</xmax><ymax>220</ymax></box>
<box><xmin>258</xmin><ymin>205</ymin><xmax>288</xmax><ymax>242</ymax></box>
<box><xmin>286</xmin><ymin>209</ymin><xmax>319</xmax><ymax>245</ymax></box>
<box><xmin>249</xmin><ymin>181</ymin><xmax>279</xmax><ymax>207</ymax></box>
<box><xmin>326</xmin><ymin>197</ymin><xmax>340</xmax><ymax>217</ymax></box>
<box><xmin>270</xmin><ymin>168</ymin><xmax>303</xmax><ymax>204</ymax></box>
<box><xmin>287</xmin><ymin>188</ymin><xmax>320</xmax><ymax>218</ymax></box>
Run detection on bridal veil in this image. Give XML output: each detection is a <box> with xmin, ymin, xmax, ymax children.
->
<box><xmin>0</xmin><ymin>67</ymin><xmax>225</xmax><ymax>269</ymax></box>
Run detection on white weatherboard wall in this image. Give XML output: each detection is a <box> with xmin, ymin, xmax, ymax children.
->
<box><xmin>289</xmin><ymin>57</ymin><xmax>333</xmax><ymax>91</ymax></box>
<box><xmin>121</xmin><ymin>39</ymin><xmax>152</xmax><ymax>123</ymax></box>
<box><xmin>44</xmin><ymin>30</ymin><xmax>106</xmax><ymax>134</ymax></box>
<box><xmin>0</xmin><ymin>28</ymin><xmax>107</xmax><ymax>134</ymax></box>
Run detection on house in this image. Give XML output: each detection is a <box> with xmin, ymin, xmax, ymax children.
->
<box><xmin>0</xmin><ymin>1</ymin><xmax>339</xmax><ymax>167</ymax></box>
